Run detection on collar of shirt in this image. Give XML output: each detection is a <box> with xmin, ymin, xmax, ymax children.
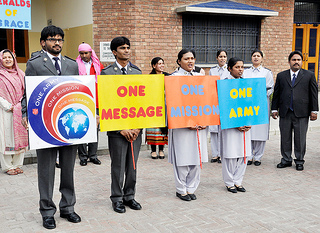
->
<box><xmin>290</xmin><ymin>69</ymin><xmax>300</xmax><ymax>80</ymax></box>
<box><xmin>219</xmin><ymin>64</ymin><xmax>227</xmax><ymax>70</ymax></box>
<box><xmin>46</xmin><ymin>52</ymin><xmax>62</xmax><ymax>68</ymax></box>
<box><xmin>251</xmin><ymin>65</ymin><xmax>262</xmax><ymax>72</ymax></box>
<box><xmin>179</xmin><ymin>67</ymin><xmax>194</xmax><ymax>75</ymax></box>
<box><xmin>227</xmin><ymin>74</ymin><xmax>242</xmax><ymax>79</ymax></box>
<box><xmin>83</xmin><ymin>60</ymin><xmax>92</xmax><ymax>75</ymax></box>
<box><xmin>116</xmin><ymin>60</ymin><xmax>128</xmax><ymax>71</ymax></box>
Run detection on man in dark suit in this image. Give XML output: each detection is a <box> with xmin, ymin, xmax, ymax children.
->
<box><xmin>271</xmin><ymin>50</ymin><xmax>318</xmax><ymax>171</ymax></box>
<box><xmin>30</xmin><ymin>43</ymin><xmax>46</xmax><ymax>58</ymax></box>
<box><xmin>21</xmin><ymin>25</ymin><xmax>81</xmax><ymax>229</ymax></box>
<box><xmin>100</xmin><ymin>36</ymin><xmax>142</xmax><ymax>213</ymax></box>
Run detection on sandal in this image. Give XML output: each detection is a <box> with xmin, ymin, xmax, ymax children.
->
<box><xmin>159</xmin><ymin>151</ymin><xmax>165</xmax><ymax>159</ymax></box>
<box><xmin>151</xmin><ymin>152</ymin><xmax>158</xmax><ymax>159</ymax></box>
<box><xmin>6</xmin><ymin>169</ymin><xmax>18</xmax><ymax>175</ymax></box>
<box><xmin>15</xmin><ymin>168</ymin><xmax>24</xmax><ymax>174</ymax></box>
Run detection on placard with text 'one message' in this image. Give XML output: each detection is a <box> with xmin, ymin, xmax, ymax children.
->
<box><xmin>98</xmin><ymin>74</ymin><xmax>166</xmax><ymax>131</ymax></box>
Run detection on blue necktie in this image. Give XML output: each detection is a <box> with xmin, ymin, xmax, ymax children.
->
<box><xmin>53</xmin><ymin>57</ymin><xmax>61</xmax><ymax>75</ymax></box>
<box><xmin>121</xmin><ymin>67</ymin><xmax>126</xmax><ymax>75</ymax></box>
<box><xmin>290</xmin><ymin>73</ymin><xmax>296</xmax><ymax>111</ymax></box>
<box><xmin>291</xmin><ymin>73</ymin><xmax>296</xmax><ymax>86</ymax></box>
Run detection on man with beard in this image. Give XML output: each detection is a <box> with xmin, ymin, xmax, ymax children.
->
<box><xmin>76</xmin><ymin>43</ymin><xmax>103</xmax><ymax>166</ymax></box>
<box><xmin>271</xmin><ymin>51</ymin><xmax>318</xmax><ymax>171</ymax></box>
<box><xmin>21</xmin><ymin>25</ymin><xmax>81</xmax><ymax>229</ymax></box>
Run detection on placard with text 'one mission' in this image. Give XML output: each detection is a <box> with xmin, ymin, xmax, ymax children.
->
<box><xmin>98</xmin><ymin>74</ymin><xmax>166</xmax><ymax>131</ymax></box>
<box><xmin>165</xmin><ymin>75</ymin><xmax>220</xmax><ymax>129</ymax></box>
<box><xmin>217</xmin><ymin>78</ymin><xmax>268</xmax><ymax>130</ymax></box>
<box><xmin>26</xmin><ymin>75</ymin><xmax>97</xmax><ymax>150</ymax></box>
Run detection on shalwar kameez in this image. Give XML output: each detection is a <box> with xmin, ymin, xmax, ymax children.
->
<box><xmin>220</xmin><ymin>74</ymin><xmax>251</xmax><ymax>188</ymax></box>
<box><xmin>243</xmin><ymin>65</ymin><xmax>274</xmax><ymax>162</ymax></box>
<box><xmin>208</xmin><ymin>64</ymin><xmax>229</xmax><ymax>160</ymax></box>
<box><xmin>168</xmin><ymin>68</ymin><xmax>208</xmax><ymax>195</ymax></box>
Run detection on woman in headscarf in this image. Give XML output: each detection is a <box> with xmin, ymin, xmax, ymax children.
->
<box><xmin>0</xmin><ymin>49</ymin><xmax>28</xmax><ymax>175</ymax></box>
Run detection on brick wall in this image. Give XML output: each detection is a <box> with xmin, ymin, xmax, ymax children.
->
<box><xmin>241</xmin><ymin>0</ymin><xmax>295</xmax><ymax>79</ymax></box>
<box><xmin>93</xmin><ymin>0</ymin><xmax>294</xmax><ymax>78</ymax></box>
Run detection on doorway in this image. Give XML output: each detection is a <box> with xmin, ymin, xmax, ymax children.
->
<box><xmin>292</xmin><ymin>24</ymin><xmax>320</xmax><ymax>80</ymax></box>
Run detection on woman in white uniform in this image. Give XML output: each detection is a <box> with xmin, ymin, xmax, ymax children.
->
<box><xmin>208</xmin><ymin>50</ymin><xmax>230</xmax><ymax>163</ymax></box>
<box><xmin>168</xmin><ymin>49</ymin><xmax>208</xmax><ymax>201</ymax></box>
<box><xmin>221</xmin><ymin>57</ymin><xmax>251</xmax><ymax>193</ymax></box>
<box><xmin>243</xmin><ymin>49</ymin><xmax>274</xmax><ymax>166</ymax></box>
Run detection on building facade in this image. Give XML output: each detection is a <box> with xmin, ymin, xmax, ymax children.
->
<box><xmin>92</xmin><ymin>0</ymin><xmax>296</xmax><ymax>78</ymax></box>
<box><xmin>1</xmin><ymin>0</ymin><xmax>319</xmax><ymax>79</ymax></box>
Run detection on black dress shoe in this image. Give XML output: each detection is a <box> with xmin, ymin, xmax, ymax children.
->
<box><xmin>112</xmin><ymin>201</ymin><xmax>126</xmax><ymax>213</ymax></box>
<box><xmin>43</xmin><ymin>216</ymin><xmax>56</xmax><ymax>229</ymax></box>
<box><xmin>217</xmin><ymin>157</ymin><xmax>221</xmax><ymax>163</ymax></box>
<box><xmin>90</xmin><ymin>158</ymin><xmax>101</xmax><ymax>165</ymax></box>
<box><xmin>254</xmin><ymin>161</ymin><xmax>261</xmax><ymax>166</ymax></box>
<box><xmin>247</xmin><ymin>160</ymin><xmax>253</xmax><ymax>165</ymax></box>
<box><xmin>211</xmin><ymin>158</ymin><xmax>218</xmax><ymax>163</ymax></box>
<box><xmin>188</xmin><ymin>193</ymin><xmax>197</xmax><ymax>200</ymax></box>
<box><xmin>277</xmin><ymin>162</ymin><xmax>292</xmax><ymax>168</ymax></box>
<box><xmin>80</xmin><ymin>159</ymin><xmax>87</xmax><ymax>166</ymax></box>
<box><xmin>296</xmin><ymin>164</ymin><xmax>304</xmax><ymax>171</ymax></box>
<box><xmin>123</xmin><ymin>199</ymin><xmax>142</xmax><ymax>210</ymax></box>
<box><xmin>235</xmin><ymin>185</ymin><xmax>246</xmax><ymax>192</ymax></box>
<box><xmin>226</xmin><ymin>186</ymin><xmax>237</xmax><ymax>193</ymax></box>
<box><xmin>60</xmin><ymin>212</ymin><xmax>81</xmax><ymax>223</ymax></box>
<box><xmin>176</xmin><ymin>192</ymin><xmax>191</xmax><ymax>201</ymax></box>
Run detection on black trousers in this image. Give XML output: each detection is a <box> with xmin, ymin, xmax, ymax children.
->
<box><xmin>108</xmin><ymin>134</ymin><xmax>142</xmax><ymax>203</ymax></box>
<box><xmin>279</xmin><ymin>110</ymin><xmax>309</xmax><ymax>165</ymax></box>
<box><xmin>37</xmin><ymin>145</ymin><xmax>77</xmax><ymax>217</ymax></box>
<box><xmin>78</xmin><ymin>140</ymin><xmax>98</xmax><ymax>160</ymax></box>
<box><xmin>78</xmin><ymin>108</ymin><xmax>99</xmax><ymax>160</ymax></box>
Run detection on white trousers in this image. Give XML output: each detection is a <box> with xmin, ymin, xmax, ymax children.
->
<box><xmin>0</xmin><ymin>151</ymin><xmax>25</xmax><ymax>171</ymax></box>
<box><xmin>249</xmin><ymin>141</ymin><xmax>266</xmax><ymax>161</ymax></box>
<box><xmin>222</xmin><ymin>157</ymin><xmax>247</xmax><ymax>187</ymax></box>
<box><xmin>210</xmin><ymin>132</ymin><xmax>221</xmax><ymax>158</ymax></box>
<box><xmin>173</xmin><ymin>164</ymin><xmax>201</xmax><ymax>194</ymax></box>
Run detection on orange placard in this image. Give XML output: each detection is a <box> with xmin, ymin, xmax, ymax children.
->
<box><xmin>165</xmin><ymin>75</ymin><xmax>220</xmax><ymax>129</ymax></box>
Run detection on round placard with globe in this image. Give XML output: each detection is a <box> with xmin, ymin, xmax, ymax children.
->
<box><xmin>58</xmin><ymin>107</ymin><xmax>89</xmax><ymax>140</ymax></box>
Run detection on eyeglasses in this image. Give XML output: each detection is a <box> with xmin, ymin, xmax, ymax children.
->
<box><xmin>46</xmin><ymin>38</ymin><xmax>64</xmax><ymax>43</ymax></box>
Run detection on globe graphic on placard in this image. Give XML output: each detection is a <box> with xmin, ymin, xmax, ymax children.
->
<box><xmin>58</xmin><ymin>108</ymin><xmax>89</xmax><ymax>139</ymax></box>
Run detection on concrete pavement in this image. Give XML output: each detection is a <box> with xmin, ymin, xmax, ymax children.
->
<box><xmin>1</xmin><ymin>124</ymin><xmax>320</xmax><ymax>232</ymax></box>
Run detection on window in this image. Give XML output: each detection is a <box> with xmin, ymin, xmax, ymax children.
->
<box><xmin>182</xmin><ymin>14</ymin><xmax>260</xmax><ymax>64</ymax></box>
<box><xmin>0</xmin><ymin>29</ymin><xmax>29</xmax><ymax>63</ymax></box>
<box><xmin>294</xmin><ymin>1</ymin><xmax>320</xmax><ymax>24</ymax></box>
